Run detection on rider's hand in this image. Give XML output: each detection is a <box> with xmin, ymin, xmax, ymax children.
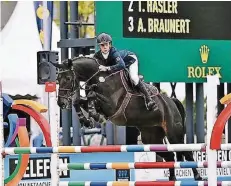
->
<box><xmin>99</xmin><ymin>65</ymin><xmax>110</xmax><ymax>72</ymax></box>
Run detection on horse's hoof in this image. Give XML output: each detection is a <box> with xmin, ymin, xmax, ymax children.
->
<box><xmin>201</xmin><ymin>177</ymin><xmax>207</xmax><ymax>181</ymax></box>
<box><xmin>169</xmin><ymin>176</ymin><xmax>177</xmax><ymax>181</ymax></box>
<box><xmin>194</xmin><ymin>174</ymin><xmax>203</xmax><ymax>181</ymax></box>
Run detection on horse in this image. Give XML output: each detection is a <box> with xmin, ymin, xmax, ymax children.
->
<box><xmin>53</xmin><ymin>56</ymin><xmax>202</xmax><ymax>181</ymax></box>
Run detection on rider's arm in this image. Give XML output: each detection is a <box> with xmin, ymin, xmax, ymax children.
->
<box><xmin>109</xmin><ymin>49</ymin><xmax>126</xmax><ymax>71</ymax></box>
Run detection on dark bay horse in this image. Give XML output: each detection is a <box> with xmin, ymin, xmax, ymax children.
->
<box><xmin>53</xmin><ymin>56</ymin><xmax>202</xmax><ymax>181</ymax></box>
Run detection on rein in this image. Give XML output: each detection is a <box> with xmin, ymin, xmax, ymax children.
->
<box><xmin>79</xmin><ymin>70</ymin><xmax>100</xmax><ymax>90</ymax></box>
<box><xmin>58</xmin><ymin>69</ymin><xmax>77</xmax><ymax>101</ymax></box>
<box><xmin>57</xmin><ymin>68</ymin><xmax>101</xmax><ymax>102</ymax></box>
<box><xmin>57</xmin><ymin>56</ymin><xmax>121</xmax><ymax>103</ymax></box>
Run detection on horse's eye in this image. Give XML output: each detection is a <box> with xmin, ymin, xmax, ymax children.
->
<box><xmin>67</xmin><ymin>77</ymin><xmax>71</xmax><ymax>81</ymax></box>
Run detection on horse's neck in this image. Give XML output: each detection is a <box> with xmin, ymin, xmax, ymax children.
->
<box><xmin>73</xmin><ymin>58</ymin><xmax>99</xmax><ymax>81</ymax></box>
<box><xmin>96</xmin><ymin>72</ymin><xmax>127</xmax><ymax>117</ymax></box>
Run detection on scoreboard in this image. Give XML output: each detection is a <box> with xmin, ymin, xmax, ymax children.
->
<box><xmin>123</xmin><ymin>1</ymin><xmax>231</xmax><ymax>40</ymax></box>
<box><xmin>96</xmin><ymin>1</ymin><xmax>231</xmax><ymax>83</ymax></box>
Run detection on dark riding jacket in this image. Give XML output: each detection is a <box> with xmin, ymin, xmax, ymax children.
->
<box><xmin>94</xmin><ymin>47</ymin><xmax>136</xmax><ymax>72</ymax></box>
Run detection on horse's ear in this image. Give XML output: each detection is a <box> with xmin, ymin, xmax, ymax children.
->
<box><xmin>67</xmin><ymin>59</ymin><xmax>73</xmax><ymax>68</ymax></box>
<box><xmin>50</xmin><ymin>62</ymin><xmax>65</xmax><ymax>69</ymax></box>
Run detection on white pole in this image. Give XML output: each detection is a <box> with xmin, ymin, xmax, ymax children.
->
<box><xmin>207</xmin><ymin>75</ymin><xmax>219</xmax><ymax>186</ymax></box>
<box><xmin>49</xmin><ymin>86</ymin><xmax>59</xmax><ymax>186</ymax></box>
<box><xmin>42</xmin><ymin>2</ymin><xmax>59</xmax><ymax>185</ymax></box>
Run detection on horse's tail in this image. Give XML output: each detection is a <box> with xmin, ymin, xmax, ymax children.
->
<box><xmin>171</xmin><ymin>98</ymin><xmax>186</xmax><ymax>131</ymax></box>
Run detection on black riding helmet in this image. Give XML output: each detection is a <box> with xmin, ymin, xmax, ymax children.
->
<box><xmin>97</xmin><ymin>33</ymin><xmax>112</xmax><ymax>45</ymax></box>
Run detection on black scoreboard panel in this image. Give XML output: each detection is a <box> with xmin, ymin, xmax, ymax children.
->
<box><xmin>123</xmin><ymin>1</ymin><xmax>231</xmax><ymax>40</ymax></box>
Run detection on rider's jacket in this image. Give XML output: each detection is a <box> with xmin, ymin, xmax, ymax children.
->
<box><xmin>94</xmin><ymin>47</ymin><xmax>136</xmax><ymax>72</ymax></box>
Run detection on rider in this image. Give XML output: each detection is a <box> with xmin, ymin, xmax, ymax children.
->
<box><xmin>94</xmin><ymin>32</ymin><xmax>157</xmax><ymax>111</ymax></box>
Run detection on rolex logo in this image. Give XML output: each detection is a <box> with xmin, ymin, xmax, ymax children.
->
<box><xmin>200</xmin><ymin>45</ymin><xmax>209</xmax><ymax>64</ymax></box>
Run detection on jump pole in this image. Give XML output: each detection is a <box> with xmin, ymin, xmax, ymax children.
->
<box><xmin>2</xmin><ymin>76</ymin><xmax>219</xmax><ymax>185</ymax></box>
<box><xmin>0</xmin><ymin>80</ymin><xmax>4</xmax><ymax>186</ymax></box>
<box><xmin>45</xmin><ymin>82</ymin><xmax>59</xmax><ymax>186</ymax></box>
<box><xmin>207</xmin><ymin>75</ymin><xmax>219</xmax><ymax>186</ymax></box>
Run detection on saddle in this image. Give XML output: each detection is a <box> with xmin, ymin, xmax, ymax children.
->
<box><xmin>121</xmin><ymin>69</ymin><xmax>159</xmax><ymax>97</ymax></box>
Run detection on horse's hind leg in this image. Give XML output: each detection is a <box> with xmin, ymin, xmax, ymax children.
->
<box><xmin>139</xmin><ymin>126</ymin><xmax>177</xmax><ymax>181</ymax></box>
<box><xmin>175</xmin><ymin>151</ymin><xmax>202</xmax><ymax>180</ymax></box>
<box><xmin>165</xmin><ymin>137</ymin><xmax>184</xmax><ymax>163</ymax></box>
<box><xmin>156</xmin><ymin>151</ymin><xmax>176</xmax><ymax>180</ymax></box>
<box><xmin>183</xmin><ymin>151</ymin><xmax>203</xmax><ymax>180</ymax></box>
<box><xmin>176</xmin><ymin>152</ymin><xmax>184</xmax><ymax>162</ymax></box>
<box><xmin>169</xmin><ymin>124</ymin><xmax>202</xmax><ymax>181</ymax></box>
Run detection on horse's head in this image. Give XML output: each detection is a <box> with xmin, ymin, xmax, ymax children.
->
<box><xmin>54</xmin><ymin>56</ymin><xmax>103</xmax><ymax>109</ymax></box>
<box><xmin>52</xmin><ymin>59</ymin><xmax>77</xmax><ymax>109</ymax></box>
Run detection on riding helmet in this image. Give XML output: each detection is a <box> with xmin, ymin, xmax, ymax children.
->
<box><xmin>97</xmin><ymin>33</ymin><xmax>112</xmax><ymax>44</ymax></box>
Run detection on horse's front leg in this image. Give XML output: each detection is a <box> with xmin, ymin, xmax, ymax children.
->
<box><xmin>88</xmin><ymin>99</ymin><xmax>100</xmax><ymax>121</ymax></box>
<box><xmin>72</xmin><ymin>93</ymin><xmax>92</xmax><ymax>127</ymax></box>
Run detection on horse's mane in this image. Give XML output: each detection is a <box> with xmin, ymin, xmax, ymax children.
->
<box><xmin>61</xmin><ymin>56</ymin><xmax>100</xmax><ymax>66</ymax></box>
<box><xmin>60</xmin><ymin>56</ymin><xmax>100</xmax><ymax>80</ymax></box>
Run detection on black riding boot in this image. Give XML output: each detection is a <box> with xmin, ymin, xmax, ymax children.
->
<box><xmin>137</xmin><ymin>81</ymin><xmax>158</xmax><ymax>111</ymax></box>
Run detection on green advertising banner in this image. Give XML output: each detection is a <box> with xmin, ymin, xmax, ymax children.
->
<box><xmin>95</xmin><ymin>1</ymin><xmax>231</xmax><ymax>83</ymax></box>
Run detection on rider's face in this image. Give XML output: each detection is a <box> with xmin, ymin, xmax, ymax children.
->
<box><xmin>99</xmin><ymin>42</ymin><xmax>110</xmax><ymax>54</ymax></box>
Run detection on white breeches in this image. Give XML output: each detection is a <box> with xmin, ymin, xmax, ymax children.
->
<box><xmin>128</xmin><ymin>55</ymin><xmax>140</xmax><ymax>86</ymax></box>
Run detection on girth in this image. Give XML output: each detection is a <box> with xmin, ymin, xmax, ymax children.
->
<box><xmin>108</xmin><ymin>92</ymin><xmax>132</xmax><ymax>125</ymax></box>
<box><xmin>107</xmin><ymin>70</ymin><xmax>159</xmax><ymax>125</ymax></box>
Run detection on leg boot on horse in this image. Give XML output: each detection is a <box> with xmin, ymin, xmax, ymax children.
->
<box><xmin>137</xmin><ymin>81</ymin><xmax>158</xmax><ymax>111</ymax></box>
<box><xmin>140</xmin><ymin>126</ymin><xmax>177</xmax><ymax>181</ymax></box>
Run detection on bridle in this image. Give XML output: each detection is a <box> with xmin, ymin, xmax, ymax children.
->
<box><xmin>57</xmin><ymin>67</ymin><xmax>101</xmax><ymax>102</ymax></box>
<box><xmin>57</xmin><ymin>69</ymin><xmax>78</xmax><ymax>102</ymax></box>
<box><xmin>57</xmin><ymin>56</ymin><xmax>117</xmax><ymax>105</ymax></box>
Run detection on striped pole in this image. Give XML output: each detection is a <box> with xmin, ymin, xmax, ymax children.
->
<box><xmin>58</xmin><ymin>181</ymin><xmax>231</xmax><ymax>186</ymax></box>
<box><xmin>58</xmin><ymin>161</ymin><xmax>231</xmax><ymax>170</ymax></box>
<box><xmin>4</xmin><ymin>143</ymin><xmax>231</xmax><ymax>154</ymax></box>
<box><xmin>3</xmin><ymin>143</ymin><xmax>207</xmax><ymax>154</ymax></box>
